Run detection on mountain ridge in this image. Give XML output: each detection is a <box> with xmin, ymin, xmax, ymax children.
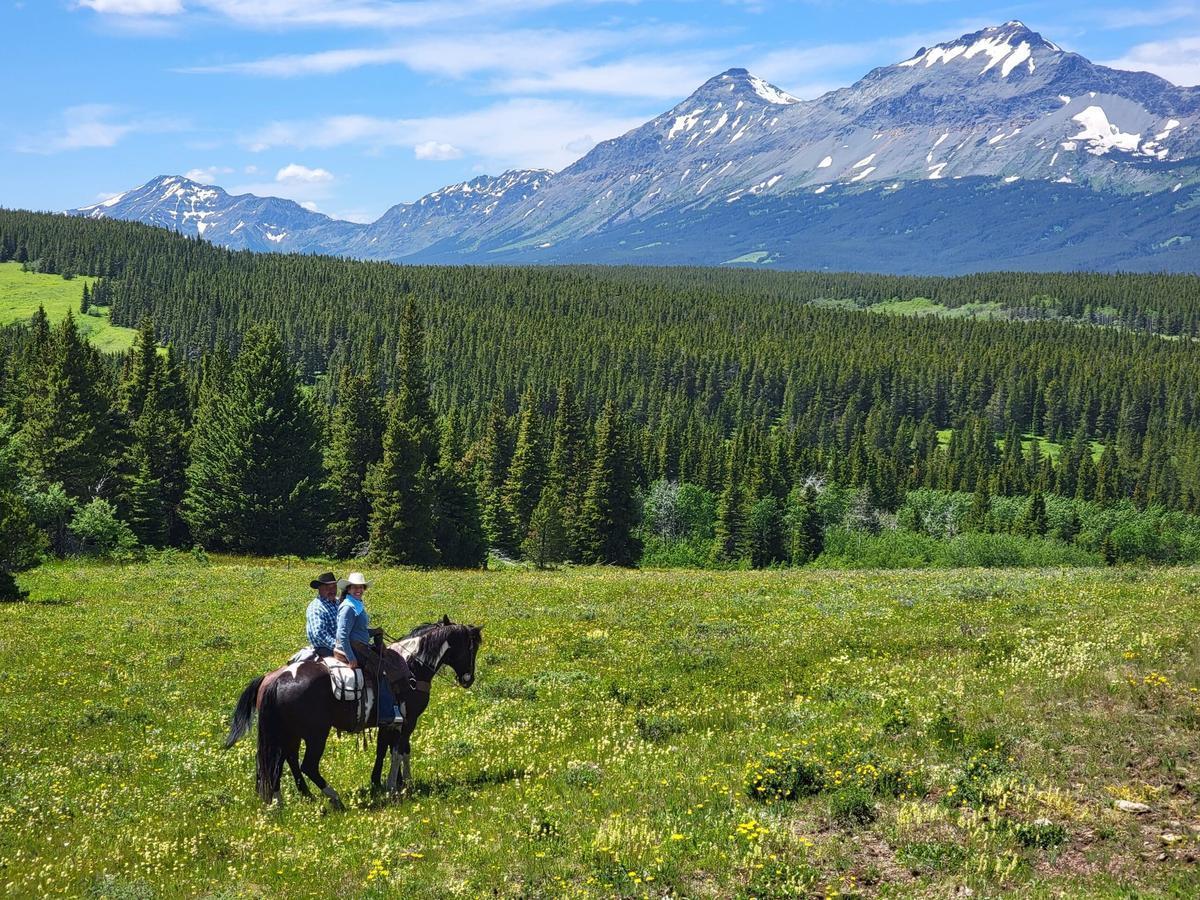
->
<box><xmin>68</xmin><ymin>22</ymin><xmax>1200</xmax><ymax>273</ymax></box>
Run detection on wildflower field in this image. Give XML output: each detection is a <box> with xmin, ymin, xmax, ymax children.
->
<box><xmin>3</xmin><ymin>560</ymin><xmax>1200</xmax><ymax>898</ymax></box>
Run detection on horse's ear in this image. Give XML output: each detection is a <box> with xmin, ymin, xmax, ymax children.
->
<box><xmin>441</xmin><ymin>614</ymin><xmax>452</xmax><ymax>626</ymax></box>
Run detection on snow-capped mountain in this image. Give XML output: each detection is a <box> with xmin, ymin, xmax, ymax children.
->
<box><xmin>74</xmin><ymin>175</ymin><xmax>361</xmax><ymax>253</ymax></box>
<box><xmin>333</xmin><ymin>169</ymin><xmax>552</xmax><ymax>259</ymax></box>
<box><xmin>70</xmin><ymin>23</ymin><xmax>1200</xmax><ymax>273</ymax></box>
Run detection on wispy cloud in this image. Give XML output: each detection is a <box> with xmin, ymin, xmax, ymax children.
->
<box><xmin>76</xmin><ymin>0</ymin><xmax>183</xmax><ymax>13</ymax></box>
<box><xmin>13</xmin><ymin>104</ymin><xmax>187</xmax><ymax>154</ymax></box>
<box><xmin>1093</xmin><ymin>3</ymin><xmax>1199</xmax><ymax>29</ymax></box>
<box><xmin>79</xmin><ymin>0</ymin><xmax>630</xmax><ymax>30</ymax></box>
<box><xmin>1100</xmin><ymin>35</ymin><xmax>1200</xmax><ymax>84</ymax></box>
<box><xmin>243</xmin><ymin>98</ymin><xmax>647</xmax><ymax>173</ymax></box>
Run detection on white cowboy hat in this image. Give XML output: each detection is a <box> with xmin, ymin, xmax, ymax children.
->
<box><xmin>342</xmin><ymin>572</ymin><xmax>371</xmax><ymax>588</ymax></box>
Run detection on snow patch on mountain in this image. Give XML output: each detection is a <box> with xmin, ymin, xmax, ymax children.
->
<box><xmin>1071</xmin><ymin>106</ymin><xmax>1140</xmax><ymax>155</ymax></box>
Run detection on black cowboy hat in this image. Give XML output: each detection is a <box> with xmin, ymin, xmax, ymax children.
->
<box><xmin>310</xmin><ymin>571</ymin><xmax>337</xmax><ymax>589</ymax></box>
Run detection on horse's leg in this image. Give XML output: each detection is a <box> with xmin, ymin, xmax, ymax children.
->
<box><xmin>392</xmin><ymin>723</ymin><xmax>414</xmax><ymax>794</ymax></box>
<box><xmin>371</xmin><ymin>730</ymin><xmax>388</xmax><ymax>789</ymax></box>
<box><xmin>287</xmin><ymin>746</ymin><xmax>312</xmax><ymax>799</ymax></box>
<box><xmin>300</xmin><ymin>729</ymin><xmax>343</xmax><ymax>810</ymax></box>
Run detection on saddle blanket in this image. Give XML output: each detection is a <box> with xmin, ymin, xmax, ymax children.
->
<box><xmin>286</xmin><ymin>647</ymin><xmax>368</xmax><ymax>702</ymax></box>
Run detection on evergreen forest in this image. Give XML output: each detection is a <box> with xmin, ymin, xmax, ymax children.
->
<box><xmin>3</xmin><ymin>209</ymin><xmax>1200</xmax><ymax>594</ymax></box>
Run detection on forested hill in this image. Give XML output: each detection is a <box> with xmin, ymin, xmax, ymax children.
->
<box><xmin>1</xmin><ymin>209</ymin><xmax>1200</xmax><ymax>578</ymax></box>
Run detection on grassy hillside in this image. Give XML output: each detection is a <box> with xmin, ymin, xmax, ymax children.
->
<box><xmin>3</xmin><ymin>561</ymin><xmax>1199</xmax><ymax>897</ymax></box>
<box><xmin>0</xmin><ymin>261</ymin><xmax>136</xmax><ymax>353</ymax></box>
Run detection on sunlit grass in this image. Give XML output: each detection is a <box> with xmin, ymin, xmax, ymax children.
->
<box><xmin>2</xmin><ymin>559</ymin><xmax>1199</xmax><ymax>897</ymax></box>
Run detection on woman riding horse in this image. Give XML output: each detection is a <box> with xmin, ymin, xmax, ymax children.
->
<box><xmin>225</xmin><ymin>615</ymin><xmax>482</xmax><ymax>807</ymax></box>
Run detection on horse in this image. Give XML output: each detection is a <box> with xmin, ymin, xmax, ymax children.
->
<box><xmin>224</xmin><ymin>615</ymin><xmax>482</xmax><ymax>808</ymax></box>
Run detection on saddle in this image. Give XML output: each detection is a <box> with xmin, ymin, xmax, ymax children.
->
<box><xmin>285</xmin><ymin>647</ymin><xmax>376</xmax><ymax>726</ymax></box>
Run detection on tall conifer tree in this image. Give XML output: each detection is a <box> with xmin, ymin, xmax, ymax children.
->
<box><xmin>183</xmin><ymin>325</ymin><xmax>324</xmax><ymax>553</ymax></box>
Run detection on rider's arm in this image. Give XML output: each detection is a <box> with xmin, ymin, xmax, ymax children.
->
<box><xmin>333</xmin><ymin>603</ymin><xmax>358</xmax><ymax>667</ymax></box>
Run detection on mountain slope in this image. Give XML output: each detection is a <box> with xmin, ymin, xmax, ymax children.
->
<box><xmin>69</xmin><ymin>22</ymin><xmax>1200</xmax><ymax>273</ymax></box>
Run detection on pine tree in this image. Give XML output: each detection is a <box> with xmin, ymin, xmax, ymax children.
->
<box><xmin>366</xmin><ymin>399</ymin><xmax>439</xmax><ymax>566</ymax></box>
<box><xmin>966</xmin><ymin>474</ymin><xmax>992</xmax><ymax>532</ymax></box>
<box><xmin>576</xmin><ymin>402</ymin><xmax>642</xmax><ymax>566</ymax></box>
<box><xmin>324</xmin><ymin>367</ymin><xmax>382</xmax><ymax>557</ymax></box>
<box><xmin>712</xmin><ymin>446</ymin><xmax>746</xmax><ymax>563</ymax></box>
<box><xmin>16</xmin><ymin>313</ymin><xmax>112</xmax><ymax>500</ymax></box>
<box><xmin>522</xmin><ymin>489</ymin><xmax>569</xmax><ymax>569</ymax></box>
<box><xmin>502</xmin><ymin>388</ymin><xmax>547</xmax><ymax>549</ymax></box>
<box><xmin>546</xmin><ymin>379</ymin><xmax>587</xmax><ymax>554</ymax></box>
<box><xmin>1019</xmin><ymin>491</ymin><xmax>1048</xmax><ymax>536</ymax></box>
<box><xmin>433</xmin><ymin>415</ymin><xmax>487</xmax><ymax>568</ymax></box>
<box><xmin>183</xmin><ymin>325</ymin><xmax>325</xmax><ymax>554</ymax></box>
<box><xmin>745</xmin><ymin>495</ymin><xmax>785</xmax><ymax>568</ymax></box>
<box><xmin>0</xmin><ymin>424</ymin><xmax>44</xmax><ymax>600</ymax></box>
<box><xmin>785</xmin><ymin>484</ymin><xmax>823</xmax><ymax>564</ymax></box>
<box><xmin>477</xmin><ymin>395</ymin><xmax>517</xmax><ymax>556</ymax></box>
<box><xmin>79</xmin><ymin>282</ymin><xmax>90</xmax><ymax>315</ymax></box>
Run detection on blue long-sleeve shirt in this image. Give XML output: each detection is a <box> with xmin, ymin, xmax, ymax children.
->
<box><xmin>305</xmin><ymin>596</ymin><xmax>338</xmax><ymax>653</ymax></box>
<box><xmin>335</xmin><ymin>596</ymin><xmax>371</xmax><ymax>663</ymax></box>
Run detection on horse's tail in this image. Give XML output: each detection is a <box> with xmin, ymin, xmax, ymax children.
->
<box><xmin>224</xmin><ymin>675</ymin><xmax>264</xmax><ymax>749</ymax></box>
<box><xmin>256</xmin><ymin>680</ymin><xmax>286</xmax><ymax>804</ymax></box>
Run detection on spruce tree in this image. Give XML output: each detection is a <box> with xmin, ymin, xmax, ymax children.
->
<box><xmin>576</xmin><ymin>402</ymin><xmax>642</xmax><ymax>566</ymax></box>
<box><xmin>522</xmin><ymin>489</ymin><xmax>569</xmax><ymax>569</ymax></box>
<box><xmin>785</xmin><ymin>484</ymin><xmax>823</xmax><ymax>564</ymax></box>
<box><xmin>16</xmin><ymin>313</ymin><xmax>112</xmax><ymax>500</ymax></box>
<box><xmin>546</xmin><ymin>380</ymin><xmax>587</xmax><ymax>555</ymax></box>
<box><xmin>433</xmin><ymin>413</ymin><xmax>487</xmax><ymax>568</ymax></box>
<box><xmin>183</xmin><ymin>325</ymin><xmax>324</xmax><ymax>554</ymax></box>
<box><xmin>366</xmin><ymin>400</ymin><xmax>439</xmax><ymax>566</ymax></box>
<box><xmin>502</xmin><ymin>388</ymin><xmax>547</xmax><ymax>549</ymax></box>
<box><xmin>0</xmin><ymin>424</ymin><xmax>44</xmax><ymax>600</ymax></box>
<box><xmin>1019</xmin><ymin>491</ymin><xmax>1048</xmax><ymax>536</ymax></box>
<box><xmin>712</xmin><ymin>446</ymin><xmax>746</xmax><ymax>563</ymax></box>
<box><xmin>324</xmin><ymin>367</ymin><xmax>382</xmax><ymax>557</ymax></box>
<box><xmin>477</xmin><ymin>395</ymin><xmax>517</xmax><ymax>556</ymax></box>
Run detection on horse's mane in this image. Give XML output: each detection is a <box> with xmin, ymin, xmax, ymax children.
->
<box><xmin>403</xmin><ymin>620</ymin><xmax>481</xmax><ymax>645</ymax></box>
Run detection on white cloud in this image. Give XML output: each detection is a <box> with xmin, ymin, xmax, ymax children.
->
<box><xmin>1095</xmin><ymin>4</ymin><xmax>1200</xmax><ymax>29</ymax></box>
<box><xmin>179</xmin><ymin>26</ymin><xmax>697</xmax><ymax>81</ymax></box>
<box><xmin>13</xmin><ymin>104</ymin><xmax>186</xmax><ymax>153</ymax></box>
<box><xmin>414</xmin><ymin>141</ymin><xmax>463</xmax><ymax>160</ymax></box>
<box><xmin>494</xmin><ymin>56</ymin><xmax>723</xmax><ymax>99</ymax></box>
<box><xmin>1101</xmin><ymin>35</ymin><xmax>1200</xmax><ymax>85</ymax></box>
<box><xmin>300</xmin><ymin>200</ymin><xmax>321</xmax><ymax>211</ymax></box>
<box><xmin>185</xmin><ymin>165</ymin><xmax>234</xmax><ymax>182</ymax></box>
<box><xmin>119</xmin><ymin>0</ymin><xmax>595</xmax><ymax>30</ymax></box>
<box><xmin>275</xmin><ymin>163</ymin><xmax>335</xmax><ymax>183</ymax></box>
<box><xmin>243</xmin><ymin>98</ymin><xmax>647</xmax><ymax>171</ymax></box>
<box><xmin>76</xmin><ymin>0</ymin><xmax>183</xmax><ymax>13</ymax></box>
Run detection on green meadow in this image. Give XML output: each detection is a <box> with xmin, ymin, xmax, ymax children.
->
<box><xmin>0</xmin><ymin>261</ymin><xmax>136</xmax><ymax>353</ymax></box>
<box><xmin>3</xmin><ymin>560</ymin><xmax>1199</xmax><ymax>897</ymax></box>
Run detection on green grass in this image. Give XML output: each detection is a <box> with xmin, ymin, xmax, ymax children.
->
<box><xmin>3</xmin><ymin>560</ymin><xmax>1200</xmax><ymax>897</ymax></box>
<box><xmin>0</xmin><ymin>261</ymin><xmax>137</xmax><ymax>353</ymax></box>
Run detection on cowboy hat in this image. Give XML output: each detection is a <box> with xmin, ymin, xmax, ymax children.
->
<box><xmin>339</xmin><ymin>571</ymin><xmax>372</xmax><ymax>590</ymax></box>
<box><xmin>309</xmin><ymin>571</ymin><xmax>337</xmax><ymax>589</ymax></box>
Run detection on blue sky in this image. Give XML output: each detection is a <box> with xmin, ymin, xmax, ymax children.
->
<box><xmin>4</xmin><ymin>0</ymin><xmax>1199</xmax><ymax>223</ymax></box>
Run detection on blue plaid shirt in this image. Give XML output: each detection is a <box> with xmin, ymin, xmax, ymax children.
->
<box><xmin>305</xmin><ymin>596</ymin><xmax>339</xmax><ymax>653</ymax></box>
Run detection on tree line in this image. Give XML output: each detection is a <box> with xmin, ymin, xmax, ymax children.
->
<box><xmin>3</xmin><ymin>210</ymin><xmax>1200</xmax><ymax>593</ymax></box>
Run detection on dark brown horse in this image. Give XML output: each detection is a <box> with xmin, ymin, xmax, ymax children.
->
<box><xmin>224</xmin><ymin>616</ymin><xmax>482</xmax><ymax>808</ymax></box>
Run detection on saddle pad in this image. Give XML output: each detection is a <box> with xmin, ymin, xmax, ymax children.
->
<box><xmin>321</xmin><ymin>657</ymin><xmax>365</xmax><ymax>701</ymax></box>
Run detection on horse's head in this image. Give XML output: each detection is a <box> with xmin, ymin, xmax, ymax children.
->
<box><xmin>438</xmin><ymin>614</ymin><xmax>483</xmax><ymax>689</ymax></box>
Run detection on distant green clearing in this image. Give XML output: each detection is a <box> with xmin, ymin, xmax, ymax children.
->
<box><xmin>937</xmin><ymin>428</ymin><xmax>1104</xmax><ymax>462</ymax></box>
<box><xmin>0</xmin><ymin>261</ymin><xmax>137</xmax><ymax>353</ymax></box>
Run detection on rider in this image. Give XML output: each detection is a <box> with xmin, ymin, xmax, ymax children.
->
<box><xmin>305</xmin><ymin>572</ymin><xmax>339</xmax><ymax>657</ymax></box>
<box><xmin>333</xmin><ymin>572</ymin><xmax>405</xmax><ymax>727</ymax></box>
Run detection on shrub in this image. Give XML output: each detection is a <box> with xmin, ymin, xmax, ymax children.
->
<box><xmin>69</xmin><ymin>499</ymin><xmax>137</xmax><ymax>558</ymax></box>
<box><xmin>829</xmin><ymin>784</ymin><xmax>876</xmax><ymax>825</ymax></box>
<box><xmin>745</xmin><ymin>749</ymin><xmax>825</xmax><ymax>801</ymax></box>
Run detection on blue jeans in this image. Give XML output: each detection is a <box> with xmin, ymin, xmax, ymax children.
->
<box><xmin>377</xmin><ymin>677</ymin><xmax>402</xmax><ymax>723</ymax></box>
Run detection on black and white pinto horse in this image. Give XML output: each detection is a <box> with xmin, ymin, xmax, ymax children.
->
<box><xmin>225</xmin><ymin>616</ymin><xmax>482</xmax><ymax>808</ymax></box>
